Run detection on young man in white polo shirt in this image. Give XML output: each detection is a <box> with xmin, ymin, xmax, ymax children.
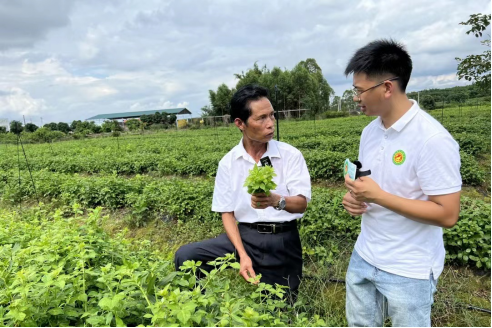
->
<box><xmin>175</xmin><ymin>84</ymin><xmax>311</xmax><ymax>300</ymax></box>
<box><xmin>342</xmin><ymin>39</ymin><xmax>462</xmax><ymax>327</ymax></box>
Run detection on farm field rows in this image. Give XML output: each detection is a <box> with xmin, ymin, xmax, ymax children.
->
<box><xmin>0</xmin><ymin>105</ymin><xmax>490</xmax><ymax>326</ymax></box>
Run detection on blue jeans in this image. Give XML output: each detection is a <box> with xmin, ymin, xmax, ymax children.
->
<box><xmin>346</xmin><ymin>250</ymin><xmax>437</xmax><ymax>327</ymax></box>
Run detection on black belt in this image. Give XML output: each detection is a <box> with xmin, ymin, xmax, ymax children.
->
<box><xmin>239</xmin><ymin>220</ymin><xmax>297</xmax><ymax>234</ymax></box>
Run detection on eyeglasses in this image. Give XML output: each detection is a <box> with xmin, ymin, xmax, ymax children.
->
<box><xmin>352</xmin><ymin>77</ymin><xmax>399</xmax><ymax>101</ymax></box>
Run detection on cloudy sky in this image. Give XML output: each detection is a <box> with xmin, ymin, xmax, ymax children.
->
<box><xmin>0</xmin><ymin>0</ymin><xmax>490</xmax><ymax>124</ymax></box>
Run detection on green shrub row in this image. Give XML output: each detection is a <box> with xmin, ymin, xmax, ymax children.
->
<box><xmin>1</xmin><ymin>171</ymin><xmax>489</xmax><ymax>268</ymax></box>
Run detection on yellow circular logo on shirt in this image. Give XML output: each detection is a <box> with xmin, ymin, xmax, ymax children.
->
<box><xmin>392</xmin><ymin>150</ymin><xmax>406</xmax><ymax>165</ymax></box>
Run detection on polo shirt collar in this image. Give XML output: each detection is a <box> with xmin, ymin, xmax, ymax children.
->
<box><xmin>234</xmin><ymin>138</ymin><xmax>281</xmax><ymax>161</ymax></box>
<box><xmin>377</xmin><ymin>99</ymin><xmax>420</xmax><ymax>132</ymax></box>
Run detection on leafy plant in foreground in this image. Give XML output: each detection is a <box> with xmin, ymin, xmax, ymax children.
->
<box><xmin>244</xmin><ymin>164</ymin><xmax>277</xmax><ymax>195</ymax></box>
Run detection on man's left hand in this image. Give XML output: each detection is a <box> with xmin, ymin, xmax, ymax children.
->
<box><xmin>344</xmin><ymin>175</ymin><xmax>384</xmax><ymax>203</ymax></box>
<box><xmin>251</xmin><ymin>192</ymin><xmax>280</xmax><ymax>209</ymax></box>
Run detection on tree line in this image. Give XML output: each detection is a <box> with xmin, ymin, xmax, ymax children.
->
<box><xmin>202</xmin><ymin>13</ymin><xmax>490</xmax><ymax>116</ymax></box>
<box><xmin>1</xmin><ymin>112</ymin><xmax>178</xmax><ymax>136</ymax></box>
<box><xmin>201</xmin><ymin>58</ymin><xmax>335</xmax><ymax>117</ymax></box>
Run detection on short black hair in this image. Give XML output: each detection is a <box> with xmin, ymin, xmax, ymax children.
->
<box><xmin>230</xmin><ymin>84</ymin><xmax>269</xmax><ymax>123</ymax></box>
<box><xmin>344</xmin><ymin>39</ymin><xmax>412</xmax><ymax>92</ymax></box>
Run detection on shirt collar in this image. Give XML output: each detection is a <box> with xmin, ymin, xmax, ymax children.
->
<box><xmin>234</xmin><ymin>138</ymin><xmax>281</xmax><ymax>161</ymax></box>
<box><xmin>377</xmin><ymin>99</ymin><xmax>420</xmax><ymax>132</ymax></box>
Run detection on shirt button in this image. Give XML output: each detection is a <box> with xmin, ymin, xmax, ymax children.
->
<box><xmin>384</xmin><ymin>135</ymin><xmax>388</xmax><ymax>139</ymax></box>
<box><xmin>380</xmin><ymin>146</ymin><xmax>384</xmax><ymax>150</ymax></box>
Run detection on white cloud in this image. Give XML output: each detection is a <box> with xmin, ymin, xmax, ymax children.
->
<box><xmin>22</xmin><ymin>57</ymin><xmax>66</xmax><ymax>76</ymax></box>
<box><xmin>0</xmin><ymin>87</ymin><xmax>47</xmax><ymax>117</ymax></box>
<box><xmin>0</xmin><ymin>0</ymin><xmax>489</xmax><ymax>123</ymax></box>
<box><xmin>408</xmin><ymin>73</ymin><xmax>470</xmax><ymax>90</ymax></box>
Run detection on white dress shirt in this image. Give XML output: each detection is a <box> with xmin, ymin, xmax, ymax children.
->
<box><xmin>355</xmin><ymin>100</ymin><xmax>462</xmax><ymax>279</ymax></box>
<box><xmin>212</xmin><ymin>138</ymin><xmax>311</xmax><ymax>223</ymax></box>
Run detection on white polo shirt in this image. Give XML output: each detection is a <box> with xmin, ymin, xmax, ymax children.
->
<box><xmin>212</xmin><ymin>138</ymin><xmax>311</xmax><ymax>223</ymax></box>
<box><xmin>355</xmin><ymin>100</ymin><xmax>462</xmax><ymax>279</ymax></box>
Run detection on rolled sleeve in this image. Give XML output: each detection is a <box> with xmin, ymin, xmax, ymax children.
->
<box><xmin>211</xmin><ymin>160</ymin><xmax>235</xmax><ymax>212</ymax></box>
<box><xmin>417</xmin><ymin>133</ymin><xmax>462</xmax><ymax>196</ymax></box>
<box><xmin>286</xmin><ymin>151</ymin><xmax>312</xmax><ymax>202</ymax></box>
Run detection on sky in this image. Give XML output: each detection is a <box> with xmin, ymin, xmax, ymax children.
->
<box><xmin>0</xmin><ymin>0</ymin><xmax>490</xmax><ymax>124</ymax></box>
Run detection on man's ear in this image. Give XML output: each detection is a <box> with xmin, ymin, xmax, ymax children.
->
<box><xmin>234</xmin><ymin>118</ymin><xmax>245</xmax><ymax>131</ymax></box>
<box><xmin>384</xmin><ymin>80</ymin><xmax>396</xmax><ymax>99</ymax></box>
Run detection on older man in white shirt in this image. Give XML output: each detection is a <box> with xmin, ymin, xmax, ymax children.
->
<box><xmin>175</xmin><ymin>84</ymin><xmax>311</xmax><ymax>297</ymax></box>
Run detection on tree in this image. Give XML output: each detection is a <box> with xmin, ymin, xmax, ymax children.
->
<box><xmin>70</xmin><ymin>120</ymin><xmax>82</xmax><ymax>131</ymax></box>
<box><xmin>71</xmin><ymin>120</ymin><xmax>102</xmax><ymax>134</ymax></box>
<box><xmin>291</xmin><ymin>64</ymin><xmax>313</xmax><ymax>109</ymax></box>
<box><xmin>449</xmin><ymin>92</ymin><xmax>466</xmax><ymax>103</ymax></box>
<box><xmin>139</xmin><ymin>115</ymin><xmax>153</xmax><ymax>127</ymax></box>
<box><xmin>89</xmin><ymin>122</ymin><xmax>102</xmax><ymax>134</ymax></box>
<box><xmin>44</xmin><ymin>122</ymin><xmax>58</xmax><ymax>131</ymax></box>
<box><xmin>169</xmin><ymin>114</ymin><xmax>177</xmax><ymax>125</ymax></box>
<box><xmin>421</xmin><ymin>96</ymin><xmax>436</xmax><ymax>110</ymax></box>
<box><xmin>300</xmin><ymin>59</ymin><xmax>334</xmax><ymax>114</ymax></box>
<box><xmin>0</xmin><ymin>126</ymin><xmax>6</xmax><ymax>133</ymax></box>
<box><xmin>161</xmin><ymin>113</ymin><xmax>170</xmax><ymax>125</ymax></box>
<box><xmin>209</xmin><ymin>84</ymin><xmax>234</xmax><ymax>116</ymax></box>
<box><xmin>203</xmin><ymin>59</ymin><xmax>334</xmax><ymax>117</ymax></box>
<box><xmin>125</xmin><ymin>119</ymin><xmax>142</xmax><ymax>131</ymax></box>
<box><xmin>456</xmin><ymin>13</ymin><xmax>491</xmax><ymax>94</ymax></box>
<box><xmin>57</xmin><ymin>122</ymin><xmax>70</xmax><ymax>133</ymax></box>
<box><xmin>102</xmin><ymin>120</ymin><xmax>122</xmax><ymax>132</ymax></box>
<box><xmin>31</xmin><ymin>127</ymin><xmax>64</xmax><ymax>143</ymax></box>
<box><xmin>235</xmin><ymin>62</ymin><xmax>263</xmax><ymax>89</ymax></box>
<box><xmin>24</xmin><ymin>123</ymin><xmax>38</xmax><ymax>133</ymax></box>
<box><xmin>10</xmin><ymin>120</ymin><xmax>23</xmax><ymax>135</ymax></box>
<box><xmin>101</xmin><ymin>121</ymin><xmax>113</xmax><ymax>133</ymax></box>
<box><xmin>153</xmin><ymin>112</ymin><xmax>162</xmax><ymax>125</ymax></box>
<box><xmin>200</xmin><ymin>105</ymin><xmax>213</xmax><ymax>117</ymax></box>
<box><xmin>342</xmin><ymin>90</ymin><xmax>357</xmax><ymax>112</ymax></box>
<box><xmin>331</xmin><ymin>96</ymin><xmax>341</xmax><ymax>111</ymax></box>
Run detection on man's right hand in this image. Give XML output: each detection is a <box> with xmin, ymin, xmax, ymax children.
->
<box><xmin>342</xmin><ymin>191</ymin><xmax>367</xmax><ymax>216</ymax></box>
<box><xmin>239</xmin><ymin>255</ymin><xmax>257</xmax><ymax>284</ymax></box>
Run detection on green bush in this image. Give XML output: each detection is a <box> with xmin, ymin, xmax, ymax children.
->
<box><xmin>454</xmin><ymin>133</ymin><xmax>490</xmax><ymax>156</ymax></box>
<box><xmin>0</xmin><ymin>205</ymin><xmax>326</xmax><ymax>327</ymax></box>
<box><xmin>460</xmin><ymin>151</ymin><xmax>486</xmax><ymax>186</ymax></box>
<box><xmin>1</xmin><ymin>171</ymin><xmax>489</xmax><ymax>268</ymax></box>
<box><xmin>321</xmin><ymin>111</ymin><xmax>349</xmax><ymax>119</ymax></box>
<box><xmin>444</xmin><ymin>197</ymin><xmax>491</xmax><ymax>269</ymax></box>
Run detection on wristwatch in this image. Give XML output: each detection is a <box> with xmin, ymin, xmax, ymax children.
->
<box><xmin>274</xmin><ymin>196</ymin><xmax>286</xmax><ymax>211</ymax></box>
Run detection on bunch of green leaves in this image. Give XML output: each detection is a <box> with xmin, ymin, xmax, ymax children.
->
<box><xmin>243</xmin><ymin>164</ymin><xmax>277</xmax><ymax>195</ymax></box>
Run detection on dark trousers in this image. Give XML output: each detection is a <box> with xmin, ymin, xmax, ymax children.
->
<box><xmin>174</xmin><ymin>222</ymin><xmax>303</xmax><ymax>292</ymax></box>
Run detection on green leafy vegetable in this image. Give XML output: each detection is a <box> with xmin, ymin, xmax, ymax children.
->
<box><xmin>243</xmin><ymin>164</ymin><xmax>277</xmax><ymax>195</ymax></box>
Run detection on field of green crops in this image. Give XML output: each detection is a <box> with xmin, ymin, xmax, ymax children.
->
<box><xmin>0</xmin><ymin>105</ymin><xmax>490</xmax><ymax>326</ymax></box>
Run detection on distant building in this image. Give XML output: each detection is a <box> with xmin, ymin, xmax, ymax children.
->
<box><xmin>85</xmin><ymin>108</ymin><xmax>192</xmax><ymax>124</ymax></box>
